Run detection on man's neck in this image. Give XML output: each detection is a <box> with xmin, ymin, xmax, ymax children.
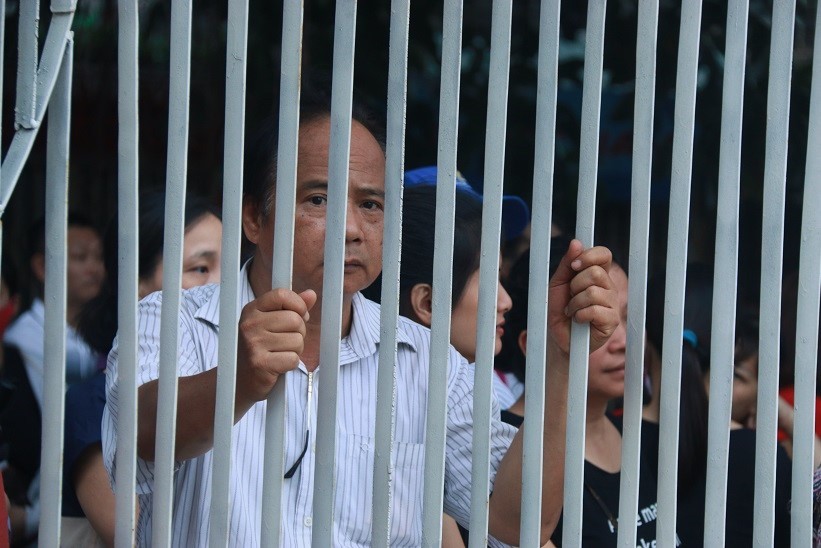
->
<box><xmin>300</xmin><ymin>294</ymin><xmax>355</xmax><ymax>371</ymax></box>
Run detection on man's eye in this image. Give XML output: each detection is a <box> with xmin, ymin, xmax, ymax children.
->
<box><xmin>309</xmin><ymin>196</ymin><xmax>327</xmax><ymax>206</ymax></box>
<box><xmin>189</xmin><ymin>266</ymin><xmax>209</xmax><ymax>275</ymax></box>
<box><xmin>362</xmin><ymin>200</ymin><xmax>382</xmax><ymax>210</ymax></box>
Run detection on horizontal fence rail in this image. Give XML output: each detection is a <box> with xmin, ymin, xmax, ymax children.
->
<box><xmin>0</xmin><ymin>0</ymin><xmax>817</xmax><ymax>546</ymax></box>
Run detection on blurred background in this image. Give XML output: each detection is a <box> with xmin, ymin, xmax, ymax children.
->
<box><xmin>0</xmin><ymin>0</ymin><xmax>817</xmax><ymax>312</ymax></box>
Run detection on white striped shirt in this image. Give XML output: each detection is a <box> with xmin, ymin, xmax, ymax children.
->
<box><xmin>102</xmin><ymin>263</ymin><xmax>517</xmax><ymax>546</ymax></box>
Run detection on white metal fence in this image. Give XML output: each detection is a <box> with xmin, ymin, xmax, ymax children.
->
<box><xmin>0</xmin><ymin>0</ymin><xmax>817</xmax><ymax>546</ymax></box>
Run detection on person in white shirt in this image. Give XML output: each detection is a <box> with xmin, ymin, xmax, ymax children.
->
<box><xmin>103</xmin><ymin>85</ymin><xmax>620</xmax><ymax>546</ymax></box>
<box><xmin>3</xmin><ymin>214</ymin><xmax>105</xmax><ymax>543</ymax></box>
<box><xmin>5</xmin><ymin>215</ymin><xmax>105</xmax><ymax>408</ymax></box>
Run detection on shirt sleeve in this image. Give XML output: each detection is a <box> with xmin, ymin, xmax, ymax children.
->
<box><xmin>442</xmin><ymin>349</ymin><xmax>517</xmax><ymax>547</ymax></box>
<box><xmin>102</xmin><ymin>292</ymin><xmax>202</xmax><ymax>496</ymax></box>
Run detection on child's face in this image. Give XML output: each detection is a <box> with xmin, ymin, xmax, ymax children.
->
<box><xmin>731</xmin><ymin>351</ymin><xmax>759</xmax><ymax>427</ymax></box>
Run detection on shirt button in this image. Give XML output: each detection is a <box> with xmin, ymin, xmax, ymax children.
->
<box><xmin>304</xmin><ymin>517</ymin><xmax>313</xmax><ymax>527</ymax></box>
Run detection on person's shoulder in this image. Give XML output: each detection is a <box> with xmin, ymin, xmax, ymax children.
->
<box><xmin>3</xmin><ymin>305</ymin><xmax>42</xmax><ymax>344</ymax></box>
<box><xmin>139</xmin><ymin>283</ymin><xmax>220</xmax><ymax>313</ymax></box>
<box><xmin>184</xmin><ymin>282</ymin><xmax>220</xmax><ymax>306</ymax></box>
<box><xmin>729</xmin><ymin>426</ymin><xmax>757</xmax><ymax>445</ymax></box>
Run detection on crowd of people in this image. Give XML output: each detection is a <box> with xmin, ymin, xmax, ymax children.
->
<box><xmin>0</xmin><ymin>83</ymin><xmax>817</xmax><ymax>547</ymax></box>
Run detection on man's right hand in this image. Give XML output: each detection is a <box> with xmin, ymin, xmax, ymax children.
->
<box><xmin>236</xmin><ymin>288</ymin><xmax>317</xmax><ymax>405</ymax></box>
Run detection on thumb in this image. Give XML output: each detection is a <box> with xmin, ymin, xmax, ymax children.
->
<box><xmin>298</xmin><ymin>289</ymin><xmax>318</xmax><ymax>321</ymax></box>
<box><xmin>549</xmin><ymin>239</ymin><xmax>584</xmax><ymax>288</ymax></box>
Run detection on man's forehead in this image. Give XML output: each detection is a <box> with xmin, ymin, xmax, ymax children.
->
<box><xmin>296</xmin><ymin>117</ymin><xmax>385</xmax><ymax>185</ymax></box>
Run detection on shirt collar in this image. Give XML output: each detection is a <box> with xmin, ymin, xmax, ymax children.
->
<box><xmin>194</xmin><ymin>265</ymin><xmax>418</xmax><ymax>360</ymax></box>
<box><xmin>341</xmin><ymin>294</ymin><xmax>417</xmax><ymax>365</ymax></box>
<box><xmin>193</xmin><ymin>261</ymin><xmax>255</xmax><ymax>327</ymax></box>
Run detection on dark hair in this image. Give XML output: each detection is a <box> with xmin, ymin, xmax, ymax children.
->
<box><xmin>244</xmin><ymin>76</ymin><xmax>386</xmax><ymax>218</ymax></box>
<box><xmin>361</xmin><ymin>185</ymin><xmax>484</xmax><ymax>317</ymax></box>
<box><xmin>683</xmin><ymin>263</ymin><xmax>715</xmax><ymax>370</ymax></box>
<box><xmin>77</xmin><ymin>191</ymin><xmax>220</xmax><ymax>355</ymax></box>
<box><xmin>645</xmin><ymin>270</ymin><xmax>710</xmax><ymax>494</ymax></box>
<box><xmin>779</xmin><ymin>270</ymin><xmax>821</xmax><ymax>394</ymax></box>
<box><xmin>677</xmin><ymin>340</ymin><xmax>709</xmax><ymax>488</ymax></box>
<box><xmin>494</xmin><ymin>236</ymin><xmax>572</xmax><ymax>383</ymax></box>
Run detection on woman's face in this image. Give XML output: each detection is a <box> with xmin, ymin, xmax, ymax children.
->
<box><xmin>450</xmin><ymin>266</ymin><xmax>513</xmax><ymax>363</ymax></box>
<box><xmin>587</xmin><ymin>264</ymin><xmax>628</xmax><ymax>401</ymax></box>
<box><xmin>139</xmin><ymin>213</ymin><xmax>223</xmax><ymax>298</ymax></box>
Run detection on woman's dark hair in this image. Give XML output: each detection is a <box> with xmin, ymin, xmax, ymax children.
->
<box><xmin>779</xmin><ymin>270</ymin><xmax>821</xmax><ymax>394</ymax></box>
<box><xmin>677</xmin><ymin>341</ymin><xmax>709</xmax><ymax>487</ymax></box>
<box><xmin>77</xmin><ymin>191</ymin><xmax>221</xmax><ymax>355</ymax></box>
<box><xmin>362</xmin><ymin>185</ymin><xmax>484</xmax><ymax>318</ymax></box>
<box><xmin>645</xmin><ymin>269</ymin><xmax>710</xmax><ymax>493</ymax></box>
<box><xmin>494</xmin><ymin>236</ymin><xmax>571</xmax><ymax>384</ymax></box>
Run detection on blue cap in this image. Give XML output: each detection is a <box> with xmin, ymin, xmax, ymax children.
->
<box><xmin>403</xmin><ymin>166</ymin><xmax>531</xmax><ymax>241</ymax></box>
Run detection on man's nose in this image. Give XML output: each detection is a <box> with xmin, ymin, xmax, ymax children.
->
<box><xmin>345</xmin><ymin>203</ymin><xmax>364</xmax><ymax>242</ymax></box>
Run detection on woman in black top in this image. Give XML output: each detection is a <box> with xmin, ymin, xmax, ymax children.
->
<box><xmin>500</xmin><ymin>248</ymin><xmax>674</xmax><ymax>546</ymax></box>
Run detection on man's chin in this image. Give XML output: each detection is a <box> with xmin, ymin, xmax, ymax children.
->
<box><xmin>343</xmin><ymin>276</ymin><xmax>377</xmax><ymax>297</ymax></box>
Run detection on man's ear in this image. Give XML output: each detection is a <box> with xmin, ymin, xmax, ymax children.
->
<box><xmin>30</xmin><ymin>253</ymin><xmax>45</xmax><ymax>284</ymax></box>
<box><xmin>242</xmin><ymin>197</ymin><xmax>263</xmax><ymax>245</ymax></box>
<box><xmin>518</xmin><ymin>329</ymin><xmax>528</xmax><ymax>357</ymax></box>
<box><xmin>408</xmin><ymin>283</ymin><xmax>433</xmax><ymax>328</ymax></box>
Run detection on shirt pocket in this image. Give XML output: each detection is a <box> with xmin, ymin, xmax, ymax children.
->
<box><xmin>336</xmin><ymin>434</ymin><xmax>425</xmax><ymax>546</ymax></box>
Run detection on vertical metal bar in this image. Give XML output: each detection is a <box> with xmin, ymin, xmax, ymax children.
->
<box><xmin>748</xmin><ymin>2</ymin><xmax>796</xmax><ymax>545</ymax></box>
<box><xmin>260</xmin><ymin>1</ymin><xmax>303</xmax><ymax>544</ymax></box>
<box><xmin>311</xmin><ymin>1</ymin><xmax>357</xmax><ymax>544</ymax></box>
<box><xmin>370</xmin><ymin>0</ymin><xmax>410</xmax><ymax>544</ymax></box>
<box><xmin>703</xmin><ymin>0</ymin><xmax>750</xmax><ymax>545</ymax></box>
<box><xmin>519</xmin><ymin>1</ymin><xmax>560</xmax><ymax>544</ymax></box>
<box><xmin>208</xmin><ymin>0</ymin><xmax>250</xmax><ymax>544</ymax></box>
<box><xmin>15</xmin><ymin>0</ymin><xmax>38</xmax><ymax>129</ymax></box>
<box><xmin>655</xmin><ymin>1</ymin><xmax>703</xmax><ymax>544</ymax></box>
<box><xmin>616</xmin><ymin>2</ymin><xmax>659</xmax><ymax>546</ymax></box>
<box><xmin>468</xmin><ymin>2</ymin><xmax>512</xmax><ymax>546</ymax></box>
<box><xmin>790</xmin><ymin>1</ymin><xmax>821</xmax><ymax>544</ymax></box>
<box><xmin>561</xmin><ymin>1</ymin><xmax>606</xmax><ymax>545</ymax></box>
<box><xmin>421</xmin><ymin>1</ymin><xmax>463</xmax><ymax>545</ymax></box>
<box><xmin>151</xmin><ymin>0</ymin><xmax>193</xmax><ymax>544</ymax></box>
<box><xmin>37</xmin><ymin>35</ymin><xmax>72</xmax><ymax>548</ymax></box>
<box><xmin>114</xmin><ymin>0</ymin><xmax>140</xmax><ymax>545</ymax></box>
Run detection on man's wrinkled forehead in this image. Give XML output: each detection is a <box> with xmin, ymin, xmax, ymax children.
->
<box><xmin>296</xmin><ymin>117</ymin><xmax>385</xmax><ymax>186</ymax></box>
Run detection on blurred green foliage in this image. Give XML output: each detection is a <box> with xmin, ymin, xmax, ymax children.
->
<box><xmin>1</xmin><ymin>0</ymin><xmax>817</xmax><ymax>303</ymax></box>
